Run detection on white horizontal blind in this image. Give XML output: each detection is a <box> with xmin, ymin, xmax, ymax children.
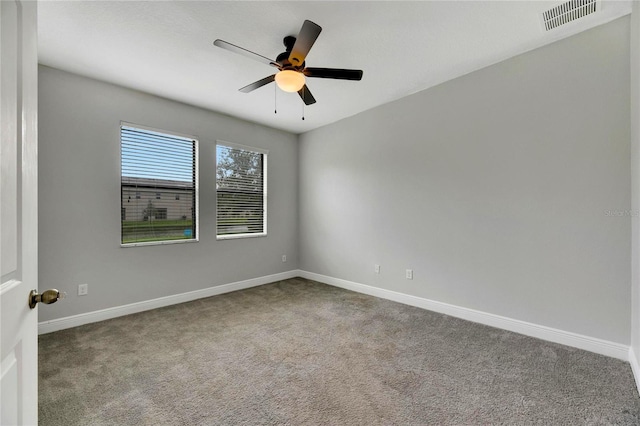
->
<box><xmin>216</xmin><ymin>143</ymin><xmax>266</xmax><ymax>237</ymax></box>
<box><xmin>121</xmin><ymin>125</ymin><xmax>198</xmax><ymax>245</ymax></box>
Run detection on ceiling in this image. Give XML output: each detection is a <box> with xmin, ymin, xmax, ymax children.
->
<box><xmin>38</xmin><ymin>1</ymin><xmax>631</xmax><ymax>135</ymax></box>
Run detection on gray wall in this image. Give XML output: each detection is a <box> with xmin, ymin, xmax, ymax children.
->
<box><xmin>299</xmin><ymin>18</ymin><xmax>631</xmax><ymax>344</ymax></box>
<box><xmin>631</xmin><ymin>4</ymin><xmax>640</xmax><ymax>364</ymax></box>
<box><xmin>38</xmin><ymin>66</ymin><xmax>298</xmax><ymax>322</ymax></box>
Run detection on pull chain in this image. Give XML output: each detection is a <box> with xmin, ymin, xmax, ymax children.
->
<box><xmin>301</xmin><ymin>87</ymin><xmax>305</xmax><ymax>120</ymax></box>
<box><xmin>274</xmin><ymin>84</ymin><xmax>277</xmax><ymax>114</ymax></box>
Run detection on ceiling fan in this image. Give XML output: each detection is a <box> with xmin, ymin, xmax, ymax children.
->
<box><xmin>213</xmin><ymin>20</ymin><xmax>363</xmax><ymax>106</ymax></box>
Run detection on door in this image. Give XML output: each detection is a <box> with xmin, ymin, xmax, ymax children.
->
<box><xmin>1</xmin><ymin>1</ymin><xmax>39</xmax><ymax>425</ymax></box>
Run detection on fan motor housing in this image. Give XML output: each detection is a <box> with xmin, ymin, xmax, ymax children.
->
<box><xmin>276</xmin><ymin>36</ymin><xmax>305</xmax><ymax>70</ymax></box>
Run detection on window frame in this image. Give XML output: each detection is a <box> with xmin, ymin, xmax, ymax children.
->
<box><xmin>120</xmin><ymin>122</ymin><xmax>200</xmax><ymax>248</ymax></box>
<box><xmin>215</xmin><ymin>140</ymin><xmax>268</xmax><ymax>240</ymax></box>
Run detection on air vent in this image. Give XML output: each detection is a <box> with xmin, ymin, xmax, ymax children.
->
<box><xmin>542</xmin><ymin>0</ymin><xmax>598</xmax><ymax>31</ymax></box>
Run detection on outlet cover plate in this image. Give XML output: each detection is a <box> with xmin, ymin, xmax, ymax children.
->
<box><xmin>78</xmin><ymin>284</ymin><xmax>88</xmax><ymax>296</ymax></box>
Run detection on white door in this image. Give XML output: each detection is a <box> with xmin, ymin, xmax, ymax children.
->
<box><xmin>1</xmin><ymin>1</ymin><xmax>39</xmax><ymax>425</ymax></box>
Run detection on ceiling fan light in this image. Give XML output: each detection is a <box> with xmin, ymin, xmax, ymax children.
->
<box><xmin>275</xmin><ymin>70</ymin><xmax>305</xmax><ymax>92</ymax></box>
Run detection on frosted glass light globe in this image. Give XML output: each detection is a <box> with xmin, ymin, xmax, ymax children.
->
<box><xmin>275</xmin><ymin>70</ymin><xmax>305</xmax><ymax>92</ymax></box>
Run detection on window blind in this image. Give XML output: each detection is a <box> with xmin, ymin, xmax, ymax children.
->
<box><xmin>216</xmin><ymin>143</ymin><xmax>267</xmax><ymax>238</ymax></box>
<box><xmin>121</xmin><ymin>125</ymin><xmax>198</xmax><ymax>245</ymax></box>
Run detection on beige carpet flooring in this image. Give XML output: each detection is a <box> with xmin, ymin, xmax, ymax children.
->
<box><xmin>39</xmin><ymin>278</ymin><xmax>640</xmax><ymax>425</ymax></box>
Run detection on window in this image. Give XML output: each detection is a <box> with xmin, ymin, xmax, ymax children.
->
<box><xmin>216</xmin><ymin>141</ymin><xmax>267</xmax><ymax>239</ymax></box>
<box><xmin>121</xmin><ymin>124</ymin><xmax>198</xmax><ymax>246</ymax></box>
<box><xmin>154</xmin><ymin>208</ymin><xmax>167</xmax><ymax>220</ymax></box>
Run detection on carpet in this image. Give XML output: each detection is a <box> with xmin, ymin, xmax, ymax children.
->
<box><xmin>39</xmin><ymin>278</ymin><xmax>640</xmax><ymax>425</ymax></box>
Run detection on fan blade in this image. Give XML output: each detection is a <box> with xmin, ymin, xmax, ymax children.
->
<box><xmin>304</xmin><ymin>68</ymin><xmax>363</xmax><ymax>81</ymax></box>
<box><xmin>214</xmin><ymin>39</ymin><xmax>280</xmax><ymax>68</ymax></box>
<box><xmin>239</xmin><ymin>75</ymin><xmax>276</xmax><ymax>93</ymax></box>
<box><xmin>289</xmin><ymin>20</ymin><xmax>322</xmax><ymax>67</ymax></box>
<box><xmin>298</xmin><ymin>85</ymin><xmax>316</xmax><ymax>105</ymax></box>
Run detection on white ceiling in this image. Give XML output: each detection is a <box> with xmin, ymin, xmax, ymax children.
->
<box><xmin>38</xmin><ymin>1</ymin><xmax>631</xmax><ymax>135</ymax></box>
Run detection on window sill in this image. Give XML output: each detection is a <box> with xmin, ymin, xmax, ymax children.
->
<box><xmin>217</xmin><ymin>233</ymin><xmax>267</xmax><ymax>241</ymax></box>
<box><xmin>120</xmin><ymin>238</ymin><xmax>199</xmax><ymax>248</ymax></box>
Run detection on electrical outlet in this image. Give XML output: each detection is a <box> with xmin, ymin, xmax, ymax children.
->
<box><xmin>405</xmin><ymin>269</ymin><xmax>413</xmax><ymax>280</ymax></box>
<box><xmin>282</xmin><ymin>255</ymin><xmax>287</xmax><ymax>262</ymax></box>
<box><xmin>374</xmin><ymin>264</ymin><xmax>380</xmax><ymax>274</ymax></box>
<box><xmin>78</xmin><ymin>283</ymin><xmax>88</xmax><ymax>296</ymax></box>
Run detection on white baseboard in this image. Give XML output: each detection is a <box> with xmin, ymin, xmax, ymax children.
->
<box><xmin>38</xmin><ymin>270</ymin><xmax>299</xmax><ymax>335</ymax></box>
<box><xmin>40</xmin><ymin>268</ymin><xmax>631</xmax><ymax>363</ymax></box>
<box><xmin>630</xmin><ymin>346</ymin><xmax>640</xmax><ymax>396</ymax></box>
<box><xmin>298</xmin><ymin>270</ymin><xmax>630</xmax><ymax>361</ymax></box>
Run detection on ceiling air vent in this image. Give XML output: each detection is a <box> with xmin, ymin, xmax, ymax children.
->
<box><xmin>542</xmin><ymin>0</ymin><xmax>598</xmax><ymax>31</ymax></box>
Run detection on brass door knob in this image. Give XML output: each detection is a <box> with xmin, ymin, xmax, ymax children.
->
<box><xmin>28</xmin><ymin>289</ymin><xmax>65</xmax><ymax>309</ymax></box>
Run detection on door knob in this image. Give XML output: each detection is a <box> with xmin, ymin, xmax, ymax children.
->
<box><xmin>28</xmin><ymin>289</ymin><xmax>65</xmax><ymax>309</ymax></box>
